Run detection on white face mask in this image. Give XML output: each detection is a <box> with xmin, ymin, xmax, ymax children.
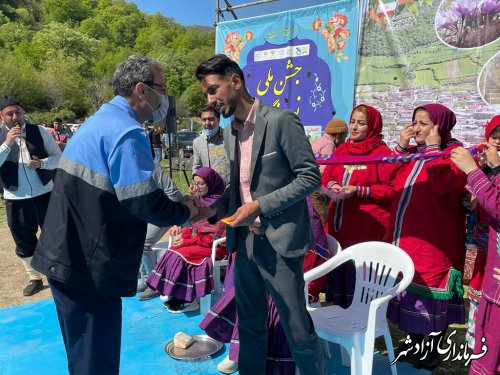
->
<box><xmin>145</xmin><ymin>86</ymin><xmax>169</xmax><ymax>123</ymax></box>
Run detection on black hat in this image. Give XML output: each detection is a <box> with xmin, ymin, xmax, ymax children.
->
<box><xmin>0</xmin><ymin>96</ymin><xmax>21</xmax><ymax>111</ymax></box>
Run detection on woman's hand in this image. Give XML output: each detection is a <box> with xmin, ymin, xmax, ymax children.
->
<box><xmin>399</xmin><ymin>124</ymin><xmax>415</xmax><ymax>149</ymax></box>
<box><xmin>167</xmin><ymin>225</ymin><xmax>183</xmax><ymax>237</ymax></box>
<box><xmin>481</xmin><ymin>142</ymin><xmax>500</xmax><ymax>169</ymax></box>
<box><xmin>172</xmin><ymin>237</ymin><xmax>184</xmax><ymax>247</ymax></box>
<box><xmin>326</xmin><ymin>182</ymin><xmax>342</xmax><ymax>192</ymax></box>
<box><xmin>340</xmin><ymin>185</ymin><xmax>356</xmax><ymax>199</ymax></box>
<box><xmin>425</xmin><ymin>125</ymin><xmax>441</xmax><ymax>147</ymax></box>
<box><xmin>451</xmin><ymin>147</ymin><xmax>478</xmax><ymax>175</ymax></box>
<box><xmin>188</xmin><ymin>184</ymin><xmax>197</xmax><ymax>195</ymax></box>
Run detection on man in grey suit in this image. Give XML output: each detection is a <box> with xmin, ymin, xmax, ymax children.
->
<box><xmin>195</xmin><ymin>54</ymin><xmax>325</xmax><ymax>375</ymax></box>
<box><xmin>191</xmin><ymin>105</ymin><xmax>229</xmax><ymax>186</ymax></box>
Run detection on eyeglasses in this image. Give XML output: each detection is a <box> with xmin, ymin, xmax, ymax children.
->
<box><xmin>143</xmin><ymin>81</ymin><xmax>167</xmax><ymax>95</ymax></box>
<box><xmin>191</xmin><ymin>181</ymin><xmax>206</xmax><ymax>187</ymax></box>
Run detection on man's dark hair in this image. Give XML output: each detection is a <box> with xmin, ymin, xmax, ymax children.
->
<box><xmin>198</xmin><ymin>105</ymin><xmax>221</xmax><ymax>120</ymax></box>
<box><xmin>52</xmin><ymin>118</ymin><xmax>63</xmax><ymax>124</ymax></box>
<box><xmin>195</xmin><ymin>54</ymin><xmax>245</xmax><ymax>84</ymax></box>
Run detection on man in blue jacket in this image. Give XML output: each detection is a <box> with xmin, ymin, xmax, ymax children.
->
<box><xmin>32</xmin><ymin>55</ymin><xmax>206</xmax><ymax>374</ymax></box>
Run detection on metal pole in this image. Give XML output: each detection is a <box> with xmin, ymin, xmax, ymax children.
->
<box><xmin>215</xmin><ymin>0</ymin><xmax>279</xmax><ymax>25</ymax></box>
<box><xmin>168</xmin><ymin>133</ymin><xmax>173</xmax><ymax>178</ymax></box>
<box><xmin>221</xmin><ymin>0</ymin><xmax>279</xmax><ymax>12</ymax></box>
<box><xmin>223</xmin><ymin>0</ymin><xmax>238</xmax><ymax>19</ymax></box>
<box><xmin>215</xmin><ymin>0</ymin><xmax>220</xmax><ymax>26</ymax></box>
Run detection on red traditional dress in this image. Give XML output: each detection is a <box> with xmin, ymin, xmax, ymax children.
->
<box><xmin>322</xmin><ymin>104</ymin><xmax>394</xmax><ymax>307</ymax></box>
<box><xmin>147</xmin><ymin>167</ymin><xmax>228</xmax><ymax>302</ymax></box>
<box><xmin>387</xmin><ymin>104</ymin><xmax>467</xmax><ymax>335</ymax></box>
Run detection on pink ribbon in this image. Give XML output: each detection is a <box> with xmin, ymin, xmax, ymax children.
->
<box><xmin>315</xmin><ymin>146</ymin><xmax>479</xmax><ymax>165</ymax></box>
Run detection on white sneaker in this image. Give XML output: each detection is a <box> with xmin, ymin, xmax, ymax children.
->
<box><xmin>217</xmin><ymin>355</ymin><xmax>238</xmax><ymax>374</ymax></box>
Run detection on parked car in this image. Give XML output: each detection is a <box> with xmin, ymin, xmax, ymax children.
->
<box><xmin>167</xmin><ymin>130</ymin><xmax>198</xmax><ymax>159</ymax></box>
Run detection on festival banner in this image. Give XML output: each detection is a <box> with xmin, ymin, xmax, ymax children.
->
<box><xmin>355</xmin><ymin>0</ymin><xmax>500</xmax><ymax>147</ymax></box>
<box><xmin>216</xmin><ymin>1</ymin><xmax>359</xmax><ymax>141</ymax></box>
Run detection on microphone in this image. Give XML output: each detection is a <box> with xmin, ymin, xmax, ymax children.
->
<box><xmin>13</xmin><ymin>120</ymin><xmax>25</xmax><ymax>138</ymax></box>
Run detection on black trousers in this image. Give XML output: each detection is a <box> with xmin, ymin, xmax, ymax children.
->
<box><xmin>49</xmin><ymin>279</ymin><xmax>122</xmax><ymax>375</ymax></box>
<box><xmin>234</xmin><ymin>229</ymin><xmax>325</xmax><ymax>375</ymax></box>
<box><xmin>5</xmin><ymin>192</ymin><xmax>51</xmax><ymax>258</ymax></box>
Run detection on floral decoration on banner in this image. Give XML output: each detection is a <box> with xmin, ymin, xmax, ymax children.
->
<box><xmin>436</xmin><ymin>0</ymin><xmax>500</xmax><ymax>48</ymax></box>
<box><xmin>311</xmin><ymin>13</ymin><xmax>350</xmax><ymax>63</ymax></box>
<box><xmin>222</xmin><ymin>30</ymin><xmax>254</xmax><ymax>62</ymax></box>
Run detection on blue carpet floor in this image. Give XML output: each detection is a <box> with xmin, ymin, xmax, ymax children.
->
<box><xmin>0</xmin><ymin>295</ymin><xmax>429</xmax><ymax>375</ymax></box>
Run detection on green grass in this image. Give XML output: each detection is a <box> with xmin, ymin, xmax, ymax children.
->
<box><xmin>414</xmin><ymin>69</ymin><xmax>439</xmax><ymax>87</ymax></box>
<box><xmin>160</xmin><ymin>158</ymin><xmax>193</xmax><ymax>195</ymax></box>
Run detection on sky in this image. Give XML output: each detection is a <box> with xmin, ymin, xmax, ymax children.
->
<box><xmin>128</xmin><ymin>0</ymin><xmax>332</xmax><ymax>27</ymax></box>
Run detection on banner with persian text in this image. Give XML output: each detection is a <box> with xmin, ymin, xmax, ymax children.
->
<box><xmin>355</xmin><ymin>0</ymin><xmax>500</xmax><ymax>147</ymax></box>
<box><xmin>216</xmin><ymin>1</ymin><xmax>359</xmax><ymax>141</ymax></box>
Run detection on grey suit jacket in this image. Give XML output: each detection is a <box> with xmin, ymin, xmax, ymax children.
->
<box><xmin>212</xmin><ymin>101</ymin><xmax>321</xmax><ymax>257</ymax></box>
<box><xmin>192</xmin><ymin>134</ymin><xmax>211</xmax><ymax>173</ymax></box>
<box><xmin>192</xmin><ymin>130</ymin><xmax>229</xmax><ymax>185</ymax></box>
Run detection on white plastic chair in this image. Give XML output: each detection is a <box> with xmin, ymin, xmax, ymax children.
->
<box><xmin>151</xmin><ymin>239</ymin><xmax>170</xmax><ymax>259</ymax></box>
<box><xmin>304</xmin><ymin>241</ymin><xmax>415</xmax><ymax>375</ymax></box>
<box><xmin>199</xmin><ymin>237</ymin><xmax>227</xmax><ymax>315</ymax></box>
<box><xmin>149</xmin><ymin>239</ymin><xmax>172</xmax><ymax>301</ymax></box>
<box><xmin>326</xmin><ymin>233</ymin><xmax>342</xmax><ymax>257</ymax></box>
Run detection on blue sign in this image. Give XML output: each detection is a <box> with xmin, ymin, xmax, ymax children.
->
<box><xmin>216</xmin><ymin>1</ymin><xmax>358</xmax><ymax>140</ymax></box>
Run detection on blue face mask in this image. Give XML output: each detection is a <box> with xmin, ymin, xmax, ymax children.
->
<box><xmin>202</xmin><ymin>127</ymin><xmax>219</xmax><ymax>138</ymax></box>
<box><xmin>145</xmin><ymin>87</ymin><xmax>169</xmax><ymax>123</ymax></box>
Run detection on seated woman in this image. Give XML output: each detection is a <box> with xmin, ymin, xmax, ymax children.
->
<box><xmin>200</xmin><ymin>198</ymin><xmax>332</xmax><ymax>374</ymax></box>
<box><xmin>146</xmin><ymin>167</ymin><xmax>227</xmax><ymax>313</ymax></box>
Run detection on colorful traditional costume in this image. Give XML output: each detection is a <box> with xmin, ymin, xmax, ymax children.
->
<box><xmin>387</xmin><ymin>104</ymin><xmax>467</xmax><ymax>334</ymax></box>
<box><xmin>322</xmin><ymin>104</ymin><xmax>393</xmax><ymax>307</ymax></box>
<box><xmin>147</xmin><ymin>168</ymin><xmax>227</xmax><ymax>302</ymax></box>
<box><xmin>466</xmin><ymin>115</ymin><xmax>500</xmax><ymax>375</ymax></box>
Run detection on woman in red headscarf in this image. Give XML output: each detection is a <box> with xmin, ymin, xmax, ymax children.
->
<box><xmin>322</xmin><ymin>104</ymin><xmax>394</xmax><ymax>307</ymax></box>
<box><xmin>387</xmin><ymin>104</ymin><xmax>468</xmax><ymax>370</ymax></box>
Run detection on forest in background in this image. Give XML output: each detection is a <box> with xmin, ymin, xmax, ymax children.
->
<box><xmin>0</xmin><ymin>0</ymin><xmax>216</xmax><ymax>124</ymax></box>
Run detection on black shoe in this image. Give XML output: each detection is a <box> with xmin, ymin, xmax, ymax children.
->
<box><xmin>23</xmin><ymin>279</ymin><xmax>43</xmax><ymax>296</ymax></box>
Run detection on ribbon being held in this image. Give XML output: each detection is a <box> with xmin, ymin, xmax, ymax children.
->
<box><xmin>315</xmin><ymin>146</ymin><xmax>481</xmax><ymax>165</ymax></box>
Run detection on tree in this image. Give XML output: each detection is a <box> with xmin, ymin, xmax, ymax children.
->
<box><xmin>0</xmin><ymin>51</ymin><xmax>47</xmax><ymax>112</ymax></box>
<box><xmin>0</xmin><ymin>22</ymin><xmax>33</xmax><ymax>49</ymax></box>
<box><xmin>40</xmin><ymin>0</ymin><xmax>95</xmax><ymax>25</ymax></box>
<box><xmin>180</xmin><ymin>82</ymin><xmax>210</xmax><ymax>116</ymax></box>
<box><xmin>79</xmin><ymin>0</ymin><xmax>145</xmax><ymax>48</ymax></box>
<box><xmin>135</xmin><ymin>13</ymin><xmax>184</xmax><ymax>54</ymax></box>
<box><xmin>39</xmin><ymin>57</ymin><xmax>92</xmax><ymax>118</ymax></box>
<box><xmin>0</xmin><ymin>0</ymin><xmax>216</xmax><ymax>121</ymax></box>
<box><xmin>30</xmin><ymin>22</ymin><xmax>99</xmax><ymax>73</ymax></box>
